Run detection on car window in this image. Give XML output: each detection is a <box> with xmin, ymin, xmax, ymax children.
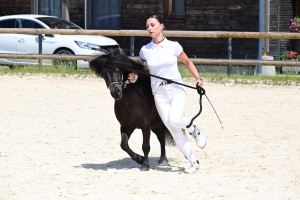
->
<box><xmin>0</xmin><ymin>19</ymin><xmax>18</xmax><ymax>28</ymax></box>
<box><xmin>20</xmin><ymin>19</ymin><xmax>44</xmax><ymax>29</ymax></box>
<box><xmin>37</xmin><ymin>17</ymin><xmax>81</xmax><ymax>29</ymax></box>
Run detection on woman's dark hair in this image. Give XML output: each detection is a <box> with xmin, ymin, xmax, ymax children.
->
<box><xmin>148</xmin><ymin>15</ymin><xmax>164</xmax><ymax>24</ymax></box>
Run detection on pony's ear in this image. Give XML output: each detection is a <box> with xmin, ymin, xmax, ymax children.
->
<box><xmin>89</xmin><ymin>55</ymin><xmax>106</xmax><ymax>77</ymax></box>
<box><xmin>108</xmin><ymin>48</ymin><xmax>122</xmax><ymax>59</ymax></box>
<box><xmin>118</xmin><ymin>48</ymin><xmax>125</xmax><ymax>55</ymax></box>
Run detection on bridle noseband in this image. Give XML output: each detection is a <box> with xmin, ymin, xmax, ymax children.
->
<box><xmin>107</xmin><ymin>78</ymin><xmax>130</xmax><ymax>89</ymax></box>
<box><xmin>102</xmin><ymin>57</ymin><xmax>131</xmax><ymax>89</ymax></box>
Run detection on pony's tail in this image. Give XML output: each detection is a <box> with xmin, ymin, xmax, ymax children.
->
<box><xmin>164</xmin><ymin>128</ymin><xmax>187</xmax><ymax>146</ymax></box>
<box><xmin>152</xmin><ymin>124</ymin><xmax>176</xmax><ymax>146</ymax></box>
<box><xmin>165</xmin><ymin>128</ymin><xmax>176</xmax><ymax>146</ymax></box>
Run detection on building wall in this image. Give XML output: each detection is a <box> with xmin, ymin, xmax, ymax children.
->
<box><xmin>0</xmin><ymin>0</ymin><xmax>297</xmax><ymax>59</ymax></box>
<box><xmin>0</xmin><ymin>0</ymin><xmax>31</xmax><ymax>16</ymax></box>
<box><xmin>270</xmin><ymin>0</ymin><xmax>295</xmax><ymax>59</ymax></box>
<box><xmin>185</xmin><ymin>0</ymin><xmax>259</xmax><ymax>59</ymax></box>
<box><xmin>68</xmin><ymin>0</ymin><xmax>84</xmax><ymax>28</ymax></box>
<box><xmin>120</xmin><ymin>0</ymin><xmax>164</xmax><ymax>55</ymax></box>
<box><xmin>121</xmin><ymin>0</ymin><xmax>260</xmax><ymax>59</ymax></box>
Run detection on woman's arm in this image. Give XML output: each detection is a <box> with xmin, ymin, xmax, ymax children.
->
<box><xmin>178</xmin><ymin>51</ymin><xmax>203</xmax><ymax>87</ymax></box>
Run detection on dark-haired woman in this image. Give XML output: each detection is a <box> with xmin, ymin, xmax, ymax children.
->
<box><xmin>128</xmin><ymin>15</ymin><xmax>206</xmax><ymax>173</ymax></box>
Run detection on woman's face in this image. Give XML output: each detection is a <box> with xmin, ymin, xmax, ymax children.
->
<box><xmin>146</xmin><ymin>18</ymin><xmax>164</xmax><ymax>38</ymax></box>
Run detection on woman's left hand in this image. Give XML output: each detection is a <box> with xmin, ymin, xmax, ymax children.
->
<box><xmin>196</xmin><ymin>78</ymin><xmax>203</xmax><ymax>87</ymax></box>
<box><xmin>127</xmin><ymin>73</ymin><xmax>138</xmax><ymax>83</ymax></box>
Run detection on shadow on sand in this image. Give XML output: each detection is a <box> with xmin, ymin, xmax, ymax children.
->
<box><xmin>77</xmin><ymin>157</ymin><xmax>184</xmax><ymax>173</ymax></box>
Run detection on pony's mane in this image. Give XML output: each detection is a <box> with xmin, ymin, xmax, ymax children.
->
<box><xmin>89</xmin><ymin>48</ymin><xmax>144</xmax><ymax>77</ymax></box>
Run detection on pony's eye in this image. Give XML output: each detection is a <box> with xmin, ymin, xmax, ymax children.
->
<box><xmin>102</xmin><ymin>68</ymin><xmax>108</xmax><ymax>74</ymax></box>
<box><xmin>114</xmin><ymin>68</ymin><xmax>122</xmax><ymax>75</ymax></box>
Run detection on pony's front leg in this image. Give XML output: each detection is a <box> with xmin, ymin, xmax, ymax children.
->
<box><xmin>120</xmin><ymin>132</ymin><xmax>144</xmax><ymax>165</ymax></box>
<box><xmin>140</xmin><ymin>128</ymin><xmax>151</xmax><ymax>171</ymax></box>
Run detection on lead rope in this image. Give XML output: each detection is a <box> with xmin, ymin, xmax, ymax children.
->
<box><xmin>186</xmin><ymin>85</ymin><xmax>224</xmax><ymax>129</ymax></box>
<box><xmin>131</xmin><ymin>70</ymin><xmax>224</xmax><ymax>129</ymax></box>
<box><xmin>101</xmin><ymin>63</ymin><xmax>223</xmax><ymax>129</ymax></box>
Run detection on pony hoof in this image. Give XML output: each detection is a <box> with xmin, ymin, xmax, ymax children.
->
<box><xmin>158</xmin><ymin>158</ymin><xmax>168</xmax><ymax>165</ymax></box>
<box><xmin>134</xmin><ymin>155</ymin><xmax>145</xmax><ymax>165</ymax></box>
<box><xmin>140</xmin><ymin>165</ymin><xmax>149</xmax><ymax>171</ymax></box>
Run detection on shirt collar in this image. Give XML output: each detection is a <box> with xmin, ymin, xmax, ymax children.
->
<box><xmin>151</xmin><ymin>37</ymin><xmax>167</xmax><ymax>49</ymax></box>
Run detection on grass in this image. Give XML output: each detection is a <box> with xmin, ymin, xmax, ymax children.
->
<box><xmin>203</xmin><ymin>73</ymin><xmax>300</xmax><ymax>86</ymax></box>
<box><xmin>0</xmin><ymin>65</ymin><xmax>93</xmax><ymax>76</ymax></box>
<box><xmin>178</xmin><ymin>64</ymin><xmax>300</xmax><ymax>86</ymax></box>
<box><xmin>1</xmin><ymin>64</ymin><xmax>299</xmax><ymax>86</ymax></box>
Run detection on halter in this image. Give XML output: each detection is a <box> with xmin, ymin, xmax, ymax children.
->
<box><xmin>107</xmin><ymin>81</ymin><xmax>122</xmax><ymax>89</ymax></box>
<box><xmin>107</xmin><ymin>79</ymin><xmax>130</xmax><ymax>89</ymax></box>
<box><xmin>101</xmin><ymin>57</ymin><xmax>131</xmax><ymax>89</ymax></box>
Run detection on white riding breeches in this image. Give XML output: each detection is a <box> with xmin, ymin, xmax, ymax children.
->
<box><xmin>153</xmin><ymin>83</ymin><xmax>197</xmax><ymax>163</ymax></box>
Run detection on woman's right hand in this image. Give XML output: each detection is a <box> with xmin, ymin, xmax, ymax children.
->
<box><xmin>127</xmin><ymin>73</ymin><xmax>138</xmax><ymax>83</ymax></box>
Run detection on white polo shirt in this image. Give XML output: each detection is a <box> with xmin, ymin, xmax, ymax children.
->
<box><xmin>139</xmin><ymin>38</ymin><xmax>183</xmax><ymax>92</ymax></box>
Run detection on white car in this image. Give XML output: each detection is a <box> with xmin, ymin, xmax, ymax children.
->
<box><xmin>0</xmin><ymin>14</ymin><xmax>119</xmax><ymax>69</ymax></box>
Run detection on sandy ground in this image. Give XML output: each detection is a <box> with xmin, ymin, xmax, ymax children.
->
<box><xmin>0</xmin><ymin>74</ymin><xmax>299</xmax><ymax>200</ymax></box>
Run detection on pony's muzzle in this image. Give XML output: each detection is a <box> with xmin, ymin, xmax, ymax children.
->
<box><xmin>109</xmin><ymin>84</ymin><xmax>123</xmax><ymax>100</ymax></box>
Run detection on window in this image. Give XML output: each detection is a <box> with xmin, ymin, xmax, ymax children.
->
<box><xmin>38</xmin><ymin>0</ymin><xmax>63</xmax><ymax>18</ymax></box>
<box><xmin>37</xmin><ymin>17</ymin><xmax>81</xmax><ymax>29</ymax></box>
<box><xmin>31</xmin><ymin>0</ymin><xmax>70</xmax><ymax>20</ymax></box>
<box><xmin>87</xmin><ymin>0</ymin><xmax>121</xmax><ymax>30</ymax></box>
<box><xmin>165</xmin><ymin>0</ymin><xmax>185</xmax><ymax>23</ymax></box>
<box><xmin>172</xmin><ymin>0</ymin><xmax>185</xmax><ymax>15</ymax></box>
<box><xmin>20</xmin><ymin>19</ymin><xmax>44</xmax><ymax>29</ymax></box>
<box><xmin>0</xmin><ymin>19</ymin><xmax>17</xmax><ymax>28</ymax></box>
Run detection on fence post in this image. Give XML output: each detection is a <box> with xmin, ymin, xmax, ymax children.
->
<box><xmin>277</xmin><ymin>39</ymin><xmax>281</xmax><ymax>73</ymax></box>
<box><xmin>228</xmin><ymin>38</ymin><xmax>232</xmax><ymax>75</ymax></box>
<box><xmin>257</xmin><ymin>0</ymin><xmax>263</xmax><ymax>75</ymax></box>
<box><xmin>276</xmin><ymin>0</ymin><xmax>281</xmax><ymax>74</ymax></box>
<box><xmin>38</xmin><ymin>34</ymin><xmax>43</xmax><ymax>68</ymax></box>
<box><xmin>130</xmin><ymin>36</ymin><xmax>135</xmax><ymax>56</ymax></box>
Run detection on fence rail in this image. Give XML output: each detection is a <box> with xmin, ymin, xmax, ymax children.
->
<box><xmin>1</xmin><ymin>29</ymin><xmax>300</xmax><ymax>39</ymax></box>
<box><xmin>0</xmin><ymin>53</ymin><xmax>298</xmax><ymax>67</ymax></box>
<box><xmin>1</xmin><ymin>29</ymin><xmax>300</xmax><ymax>68</ymax></box>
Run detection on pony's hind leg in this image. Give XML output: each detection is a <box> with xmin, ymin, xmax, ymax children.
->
<box><xmin>151</xmin><ymin>125</ymin><xmax>169</xmax><ymax>165</ymax></box>
<box><xmin>120</xmin><ymin>132</ymin><xmax>144</xmax><ymax>165</ymax></box>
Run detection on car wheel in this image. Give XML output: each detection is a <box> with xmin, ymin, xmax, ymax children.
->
<box><xmin>53</xmin><ymin>49</ymin><xmax>77</xmax><ymax>70</ymax></box>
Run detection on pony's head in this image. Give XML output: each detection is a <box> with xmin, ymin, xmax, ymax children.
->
<box><xmin>89</xmin><ymin>48</ymin><xmax>143</xmax><ymax>100</ymax></box>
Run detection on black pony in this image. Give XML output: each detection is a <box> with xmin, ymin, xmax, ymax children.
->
<box><xmin>89</xmin><ymin>48</ymin><xmax>175</xmax><ymax>171</ymax></box>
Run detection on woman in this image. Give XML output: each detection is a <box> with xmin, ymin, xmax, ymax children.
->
<box><xmin>128</xmin><ymin>15</ymin><xmax>206</xmax><ymax>173</ymax></box>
